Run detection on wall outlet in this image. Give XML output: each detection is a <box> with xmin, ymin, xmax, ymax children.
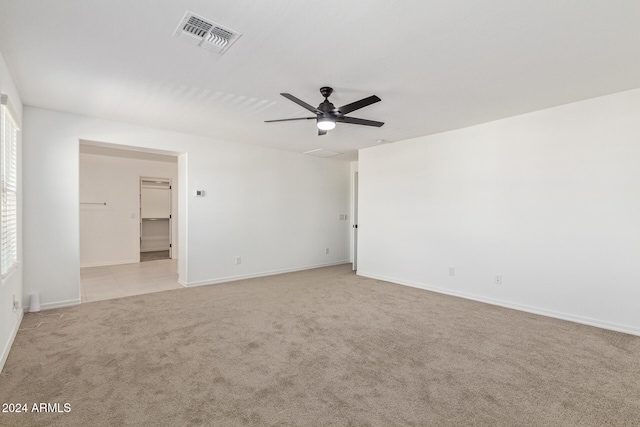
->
<box><xmin>325</xmin><ymin>248</ymin><xmax>329</xmax><ymax>254</ymax></box>
<box><xmin>495</xmin><ymin>275</ymin><xmax>503</xmax><ymax>284</ymax></box>
<box><xmin>235</xmin><ymin>256</ymin><xmax>241</xmax><ymax>265</ymax></box>
<box><xmin>448</xmin><ymin>267</ymin><xmax>455</xmax><ymax>277</ymax></box>
<box><xmin>12</xmin><ymin>294</ymin><xmax>20</xmax><ymax>311</ymax></box>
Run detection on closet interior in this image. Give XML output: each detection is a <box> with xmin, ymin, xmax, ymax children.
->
<box><xmin>140</xmin><ymin>179</ymin><xmax>172</xmax><ymax>261</ymax></box>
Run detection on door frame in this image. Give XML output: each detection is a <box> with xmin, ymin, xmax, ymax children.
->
<box><xmin>353</xmin><ymin>171</ymin><xmax>358</xmax><ymax>271</ymax></box>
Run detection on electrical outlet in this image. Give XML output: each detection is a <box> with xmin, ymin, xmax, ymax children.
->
<box><xmin>495</xmin><ymin>275</ymin><xmax>502</xmax><ymax>284</ymax></box>
<box><xmin>235</xmin><ymin>256</ymin><xmax>241</xmax><ymax>265</ymax></box>
<box><xmin>448</xmin><ymin>267</ymin><xmax>455</xmax><ymax>277</ymax></box>
<box><xmin>12</xmin><ymin>294</ymin><xmax>20</xmax><ymax>311</ymax></box>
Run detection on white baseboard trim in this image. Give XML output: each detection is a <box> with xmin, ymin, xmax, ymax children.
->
<box><xmin>183</xmin><ymin>260</ymin><xmax>351</xmax><ymax>288</ymax></box>
<box><xmin>358</xmin><ymin>271</ymin><xmax>640</xmax><ymax>337</ymax></box>
<box><xmin>36</xmin><ymin>298</ymin><xmax>81</xmax><ymax>311</ymax></box>
<box><xmin>80</xmin><ymin>259</ymin><xmax>139</xmax><ymax>268</ymax></box>
<box><xmin>1</xmin><ymin>310</ymin><xmax>23</xmax><ymax>373</ymax></box>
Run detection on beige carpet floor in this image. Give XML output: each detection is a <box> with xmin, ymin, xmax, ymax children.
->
<box><xmin>1</xmin><ymin>264</ymin><xmax>639</xmax><ymax>426</ymax></box>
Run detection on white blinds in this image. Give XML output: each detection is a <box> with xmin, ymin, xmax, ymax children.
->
<box><xmin>1</xmin><ymin>94</ymin><xmax>19</xmax><ymax>277</ymax></box>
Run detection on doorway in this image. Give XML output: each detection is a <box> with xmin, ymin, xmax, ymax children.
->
<box><xmin>79</xmin><ymin>141</ymin><xmax>180</xmax><ymax>302</ymax></box>
<box><xmin>140</xmin><ymin>178</ymin><xmax>172</xmax><ymax>262</ymax></box>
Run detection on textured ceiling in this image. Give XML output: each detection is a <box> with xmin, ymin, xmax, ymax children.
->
<box><xmin>1</xmin><ymin>0</ymin><xmax>639</xmax><ymax>161</ymax></box>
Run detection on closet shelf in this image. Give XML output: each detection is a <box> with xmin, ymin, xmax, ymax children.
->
<box><xmin>141</xmin><ymin>217</ymin><xmax>170</xmax><ymax>221</ymax></box>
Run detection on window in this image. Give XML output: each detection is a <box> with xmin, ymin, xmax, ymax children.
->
<box><xmin>1</xmin><ymin>94</ymin><xmax>19</xmax><ymax>277</ymax></box>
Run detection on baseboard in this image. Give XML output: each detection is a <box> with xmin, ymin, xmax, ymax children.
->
<box><xmin>0</xmin><ymin>309</ymin><xmax>23</xmax><ymax>373</ymax></box>
<box><xmin>183</xmin><ymin>260</ymin><xmax>351</xmax><ymax>288</ymax></box>
<box><xmin>358</xmin><ymin>271</ymin><xmax>640</xmax><ymax>337</ymax></box>
<box><xmin>80</xmin><ymin>259</ymin><xmax>139</xmax><ymax>268</ymax></box>
<box><xmin>33</xmin><ymin>298</ymin><xmax>81</xmax><ymax>312</ymax></box>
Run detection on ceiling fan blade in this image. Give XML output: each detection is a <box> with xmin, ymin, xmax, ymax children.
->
<box><xmin>336</xmin><ymin>116</ymin><xmax>384</xmax><ymax>127</ymax></box>
<box><xmin>337</xmin><ymin>95</ymin><xmax>381</xmax><ymax>115</ymax></box>
<box><xmin>318</xmin><ymin>129</ymin><xmax>327</xmax><ymax>136</ymax></box>
<box><xmin>281</xmin><ymin>93</ymin><xmax>322</xmax><ymax>114</ymax></box>
<box><xmin>264</xmin><ymin>117</ymin><xmax>316</xmax><ymax>123</ymax></box>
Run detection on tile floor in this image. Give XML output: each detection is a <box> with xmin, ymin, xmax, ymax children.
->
<box><xmin>140</xmin><ymin>250</ymin><xmax>171</xmax><ymax>262</ymax></box>
<box><xmin>80</xmin><ymin>258</ymin><xmax>182</xmax><ymax>303</ymax></box>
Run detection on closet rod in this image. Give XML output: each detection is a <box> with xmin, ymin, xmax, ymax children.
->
<box><xmin>80</xmin><ymin>202</ymin><xmax>107</xmax><ymax>205</ymax></box>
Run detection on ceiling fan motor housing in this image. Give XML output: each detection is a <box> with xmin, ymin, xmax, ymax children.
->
<box><xmin>318</xmin><ymin>100</ymin><xmax>337</xmax><ymax>115</ymax></box>
<box><xmin>318</xmin><ymin>87</ymin><xmax>337</xmax><ymax>117</ymax></box>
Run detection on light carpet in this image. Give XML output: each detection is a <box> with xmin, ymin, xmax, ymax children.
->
<box><xmin>1</xmin><ymin>264</ymin><xmax>639</xmax><ymax>426</ymax></box>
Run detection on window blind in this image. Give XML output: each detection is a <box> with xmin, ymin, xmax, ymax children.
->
<box><xmin>1</xmin><ymin>94</ymin><xmax>19</xmax><ymax>277</ymax></box>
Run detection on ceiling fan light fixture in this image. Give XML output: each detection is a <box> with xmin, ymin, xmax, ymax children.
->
<box><xmin>317</xmin><ymin>117</ymin><xmax>336</xmax><ymax>131</ymax></box>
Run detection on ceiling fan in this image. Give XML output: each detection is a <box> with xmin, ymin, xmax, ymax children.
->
<box><xmin>265</xmin><ymin>87</ymin><xmax>384</xmax><ymax>135</ymax></box>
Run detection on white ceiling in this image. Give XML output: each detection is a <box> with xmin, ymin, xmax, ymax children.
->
<box><xmin>1</xmin><ymin>1</ymin><xmax>639</xmax><ymax>161</ymax></box>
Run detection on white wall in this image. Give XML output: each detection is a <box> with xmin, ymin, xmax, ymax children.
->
<box><xmin>0</xmin><ymin>50</ymin><xmax>23</xmax><ymax>372</ymax></box>
<box><xmin>79</xmin><ymin>152</ymin><xmax>178</xmax><ymax>267</ymax></box>
<box><xmin>358</xmin><ymin>88</ymin><xmax>640</xmax><ymax>335</ymax></box>
<box><xmin>23</xmin><ymin>107</ymin><xmax>351</xmax><ymax>308</ymax></box>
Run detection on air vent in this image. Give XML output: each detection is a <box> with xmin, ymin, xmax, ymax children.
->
<box><xmin>303</xmin><ymin>149</ymin><xmax>342</xmax><ymax>158</ymax></box>
<box><xmin>174</xmin><ymin>11</ymin><xmax>241</xmax><ymax>55</ymax></box>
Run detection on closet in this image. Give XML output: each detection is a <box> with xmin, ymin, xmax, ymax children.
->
<box><xmin>140</xmin><ymin>179</ymin><xmax>172</xmax><ymax>259</ymax></box>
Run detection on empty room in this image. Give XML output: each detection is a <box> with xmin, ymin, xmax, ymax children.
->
<box><xmin>1</xmin><ymin>1</ymin><xmax>639</xmax><ymax>425</ymax></box>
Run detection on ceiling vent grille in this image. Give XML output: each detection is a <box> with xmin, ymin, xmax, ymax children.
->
<box><xmin>303</xmin><ymin>149</ymin><xmax>342</xmax><ymax>158</ymax></box>
<box><xmin>174</xmin><ymin>11</ymin><xmax>241</xmax><ymax>55</ymax></box>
